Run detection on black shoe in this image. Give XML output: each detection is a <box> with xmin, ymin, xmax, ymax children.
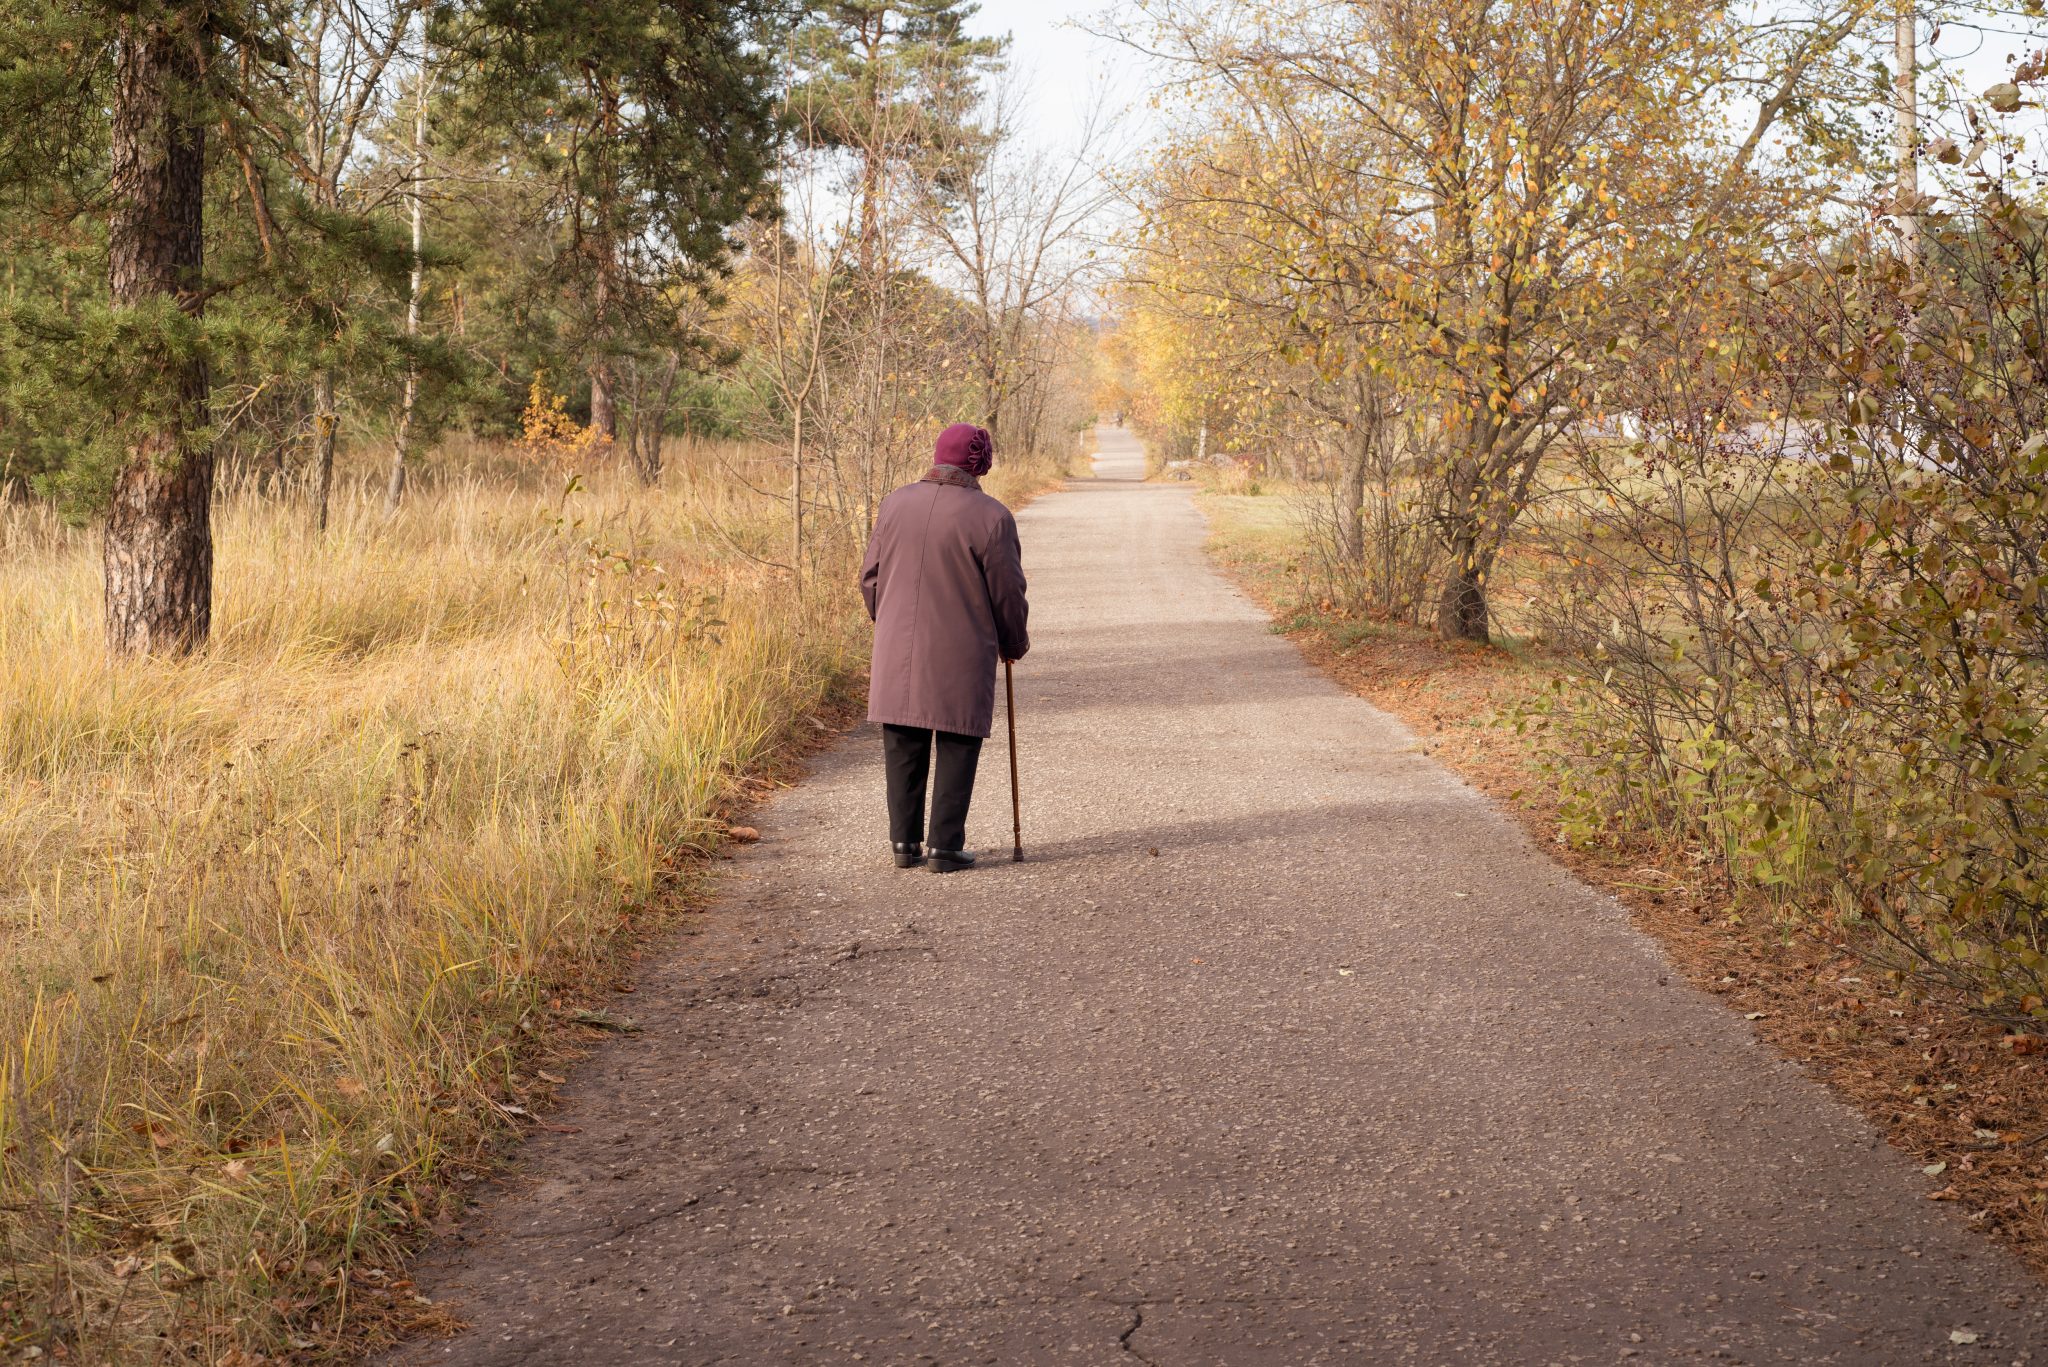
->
<box><xmin>892</xmin><ymin>842</ymin><xmax>925</xmax><ymax>869</ymax></box>
<box><xmin>928</xmin><ymin>849</ymin><xmax>977</xmax><ymax>874</ymax></box>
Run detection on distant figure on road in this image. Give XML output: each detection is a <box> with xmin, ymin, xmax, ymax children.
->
<box><xmin>860</xmin><ymin>423</ymin><xmax>1030</xmax><ymax>873</ymax></box>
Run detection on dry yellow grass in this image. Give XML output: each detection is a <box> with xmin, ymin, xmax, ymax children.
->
<box><xmin>0</xmin><ymin>441</ymin><xmax>871</xmax><ymax>1360</ymax></box>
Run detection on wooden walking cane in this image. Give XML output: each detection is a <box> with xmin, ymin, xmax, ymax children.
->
<box><xmin>1004</xmin><ymin>659</ymin><xmax>1023</xmax><ymax>861</ymax></box>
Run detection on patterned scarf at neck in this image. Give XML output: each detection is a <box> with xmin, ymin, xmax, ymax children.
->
<box><xmin>922</xmin><ymin>464</ymin><xmax>981</xmax><ymax>491</ymax></box>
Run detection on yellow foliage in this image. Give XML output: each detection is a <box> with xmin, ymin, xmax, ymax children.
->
<box><xmin>520</xmin><ymin>371</ymin><xmax>612</xmax><ymax>467</ymax></box>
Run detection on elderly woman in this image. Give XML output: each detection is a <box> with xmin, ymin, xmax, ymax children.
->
<box><xmin>860</xmin><ymin>423</ymin><xmax>1031</xmax><ymax>872</ymax></box>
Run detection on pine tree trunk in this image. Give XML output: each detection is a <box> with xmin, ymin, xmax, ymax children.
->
<box><xmin>586</xmin><ymin>82</ymin><xmax>620</xmax><ymax>444</ymax></box>
<box><xmin>312</xmin><ymin>367</ymin><xmax>338</xmax><ymax>530</ymax></box>
<box><xmin>588</xmin><ymin>336</ymin><xmax>617</xmax><ymax>440</ymax></box>
<box><xmin>635</xmin><ymin>350</ymin><xmax>680</xmax><ymax>485</ymax></box>
<box><xmin>104</xmin><ymin>10</ymin><xmax>212</xmax><ymax>656</ymax></box>
<box><xmin>387</xmin><ymin>386</ymin><xmax>414</xmax><ymax>514</ymax></box>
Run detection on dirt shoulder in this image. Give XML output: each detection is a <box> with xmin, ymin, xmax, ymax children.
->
<box><xmin>1198</xmin><ymin>488</ymin><xmax>2048</xmax><ymax>1284</ymax></box>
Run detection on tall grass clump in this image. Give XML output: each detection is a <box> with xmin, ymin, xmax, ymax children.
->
<box><xmin>0</xmin><ymin>442</ymin><xmax>864</xmax><ymax>1360</ymax></box>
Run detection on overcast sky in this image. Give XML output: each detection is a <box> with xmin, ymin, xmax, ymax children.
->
<box><xmin>965</xmin><ymin>0</ymin><xmax>1159</xmax><ymax>157</ymax></box>
<box><xmin>953</xmin><ymin>0</ymin><xmax>2043</xmax><ymax>221</ymax></box>
<box><xmin>960</xmin><ymin>0</ymin><xmax>2041</xmax><ymax>152</ymax></box>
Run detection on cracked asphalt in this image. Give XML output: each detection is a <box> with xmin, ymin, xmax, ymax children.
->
<box><xmin>390</xmin><ymin>427</ymin><xmax>2048</xmax><ymax>1365</ymax></box>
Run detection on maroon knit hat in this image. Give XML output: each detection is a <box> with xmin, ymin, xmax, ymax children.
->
<box><xmin>934</xmin><ymin>422</ymin><xmax>994</xmax><ymax>477</ymax></box>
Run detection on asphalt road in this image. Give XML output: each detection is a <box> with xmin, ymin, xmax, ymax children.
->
<box><xmin>391</xmin><ymin>426</ymin><xmax>2047</xmax><ymax>1365</ymax></box>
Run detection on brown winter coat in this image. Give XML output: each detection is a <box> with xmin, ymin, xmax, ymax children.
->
<box><xmin>860</xmin><ymin>465</ymin><xmax>1030</xmax><ymax>739</ymax></box>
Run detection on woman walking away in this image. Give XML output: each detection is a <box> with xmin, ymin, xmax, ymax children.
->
<box><xmin>860</xmin><ymin>423</ymin><xmax>1031</xmax><ymax>873</ymax></box>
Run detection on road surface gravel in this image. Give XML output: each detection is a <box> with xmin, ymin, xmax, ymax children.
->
<box><xmin>390</xmin><ymin>427</ymin><xmax>2047</xmax><ymax>1365</ymax></box>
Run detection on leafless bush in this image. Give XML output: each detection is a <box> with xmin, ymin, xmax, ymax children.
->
<box><xmin>1293</xmin><ymin>408</ymin><xmax>1442</xmax><ymax>624</ymax></box>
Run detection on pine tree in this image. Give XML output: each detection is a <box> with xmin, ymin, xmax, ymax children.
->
<box><xmin>101</xmin><ymin>6</ymin><xmax>212</xmax><ymax>652</ymax></box>
<box><xmin>0</xmin><ymin>1</ymin><xmax>232</xmax><ymax>653</ymax></box>
<box><xmin>446</xmin><ymin>0</ymin><xmax>780</xmax><ymax>440</ymax></box>
<box><xmin>0</xmin><ymin>0</ymin><xmax>776</xmax><ymax>648</ymax></box>
<box><xmin>0</xmin><ymin>0</ymin><xmax>408</xmax><ymax>651</ymax></box>
<box><xmin>790</xmin><ymin>0</ymin><xmax>1006</xmax><ymax>276</ymax></box>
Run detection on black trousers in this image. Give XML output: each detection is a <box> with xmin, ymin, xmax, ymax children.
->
<box><xmin>882</xmin><ymin>724</ymin><xmax>983</xmax><ymax>851</ymax></box>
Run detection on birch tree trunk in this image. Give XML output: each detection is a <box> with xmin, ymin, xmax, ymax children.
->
<box><xmin>387</xmin><ymin>47</ymin><xmax>429</xmax><ymax>516</ymax></box>
<box><xmin>1894</xmin><ymin>0</ymin><xmax>1919</xmax><ymax>267</ymax></box>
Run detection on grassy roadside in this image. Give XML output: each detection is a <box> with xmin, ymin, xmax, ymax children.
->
<box><xmin>1198</xmin><ymin>485</ymin><xmax>2048</xmax><ymax>1284</ymax></box>
<box><xmin>0</xmin><ymin>435</ymin><xmax>1070</xmax><ymax>1364</ymax></box>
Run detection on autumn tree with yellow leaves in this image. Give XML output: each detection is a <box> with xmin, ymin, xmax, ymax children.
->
<box><xmin>1121</xmin><ymin>0</ymin><xmax>2048</xmax><ymax>1020</ymax></box>
<box><xmin>1123</xmin><ymin>0</ymin><xmax>1730</xmax><ymax>639</ymax></box>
